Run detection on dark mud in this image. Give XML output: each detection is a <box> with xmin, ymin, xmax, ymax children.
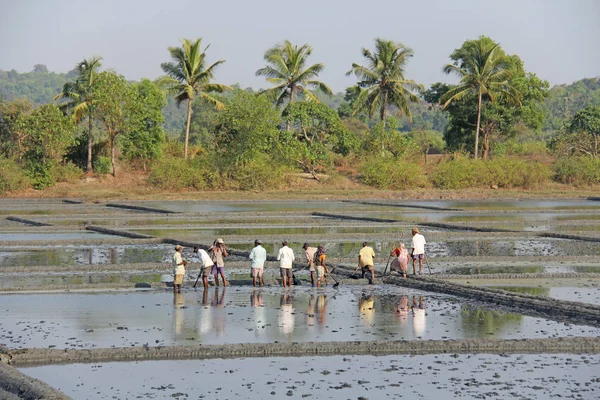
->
<box><xmin>5</xmin><ymin>217</ymin><xmax>53</xmax><ymax>227</ymax></box>
<box><xmin>105</xmin><ymin>203</ymin><xmax>180</xmax><ymax>214</ymax></box>
<box><xmin>25</xmin><ymin>353</ymin><xmax>598</xmax><ymax>400</ymax></box>
<box><xmin>0</xmin><ymin>363</ymin><xmax>70</xmax><ymax>399</ymax></box>
<box><xmin>8</xmin><ymin>337</ymin><xmax>600</xmax><ymax>367</ymax></box>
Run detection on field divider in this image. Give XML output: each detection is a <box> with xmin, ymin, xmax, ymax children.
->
<box><xmin>7</xmin><ymin>337</ymin><xmax>600</xmax><ymax>367</ymax></box>
<box><xmin>5</xmin><ymin>216</ymin><xmax>53</xmax><ymax>227</ymax></box>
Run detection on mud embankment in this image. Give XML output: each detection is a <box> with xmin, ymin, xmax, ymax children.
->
<box><xmin>105</xmin><ymin>203</ymin><xmax>180</xmax><ymax>214</ymax></box>
<box><xmin>8</xmin><ymin>337</ymin><xmax>600</xmax><ymax>367</ymax></box>
<box><xmin>5</xmin><ymin>217</ymin><xmax>53</xmax><ymax>227</ymax></box>
<box><xmin>0</xmin><ymin>363</ymin><xmax>70</xmax><ymax>399</ymax></box>
<box><xmin>85</xmin><ymin>225</ymin><xmax>155</xmax><ymax>239</ymax></box>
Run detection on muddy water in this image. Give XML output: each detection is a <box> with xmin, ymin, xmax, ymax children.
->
<box><xmin>1</xmin><ymin>286</ymin><xmax>599</xmax><ymax>350</ymax></box>
<box><xmin>0</xmin><ymin>244</ymin><xmax>173</xmax><ymax>267</ymax></box>
<box><xmin>486</xmin><ymin>286</ymin><xmax>600</xmax><ymax>306</ymax></box>
<box><xmin>21</xmin><ymin>353</ymin><xmax>600</xmax><ymax>400</ymax></box>
<box><xmin>0</xmin><ymin>231</ymin><xmax>117</xmax><ymax>242</ymax></box>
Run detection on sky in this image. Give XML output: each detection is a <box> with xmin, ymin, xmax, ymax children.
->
<box><xmin>1</xmin><ymin>0</ymin><xmax>599</xmax><ymax>92</ymax></box>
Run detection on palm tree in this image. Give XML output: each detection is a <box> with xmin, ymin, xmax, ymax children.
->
<box><xmin>54</xmin><ymin>57</ymin><xmax>102</xmax><ymax>173</ymax></box>
<box><xmin>346</xmin><ymin>39</ymin><xmax>423</xmax><ymax>125</ymax></box>
<box><xmin>256</xmin><ymin>40</ymin><xmax>332</xmax><ymax>107</ymax></box>
<box><xmin>157</xmin><ymin>38</ymin><xmax>230</xmax><ymax>159</ymax></box>
<box><xmin>440</xmin><ymin>38</ymin><xmax>520</xmax><ymax>159</ymax></box>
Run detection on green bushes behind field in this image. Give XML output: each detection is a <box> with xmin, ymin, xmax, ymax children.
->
<box><xmin>0</xmin><ymin>157</ymin><xmax>31</xmax><ymax>193</ymax></box>
<box><xmin>361</xmin><ymin>158</ymin><xmax>427</xmax><ymax>190</ymax></box>
<box><xmin>430</xmin><ymin>156</ymin><xmax>550</xmax><ymax>189</ymax></box>
<box><xmin>553</xmin><ymin>156</ymin><xmax>600</xmax><ymax>186</ymax></box>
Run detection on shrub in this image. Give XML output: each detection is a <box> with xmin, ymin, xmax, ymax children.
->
<box><xmin>431</xmin><ymin>156</ymin><xmax>550</xmax><ymax>189</ymax></box>
<box><xmin>0</xmin><ymin>158</ymin><xmax>30</xmax><ymax>193</ymax></box>
<box><xmin>93</xmin><ymin>156</ymin><xmax>112</xmax><ymax>175</ymax></box>
<box><xmin>55</xmin><ymin>163</ymin><xmax>84</xmax><ymax>183</ymax></box>
<box><xmin>148</xmin><ymin>158</ymin><xmax>207</xmax><ymax>190</ymax></box>
<box><xmin>553</xmin><ymin>156</ymin><xmax>600</xmax><ymax>186</ymax></box>
<box><xmin>430</xmin><ymin>155</ymin><xmax>481</xmax><ymax>189</ymax></box>
<box><xmin>361</xmin><ymin>158</ymin><xmax>427</xmax><ymax>190</ymax></box>
<box><xmin>230</xmin><ymin>158</ymin><xmax>288</xmax><ymax>191</ymax></box>
<box><xmin>493</xmin><ymin>139</ymin><xmax>548</xmax><ymax>157</ymax></box>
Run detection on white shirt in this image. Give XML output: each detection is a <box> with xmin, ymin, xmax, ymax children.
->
<box><xmin>249</xmin><ymin>245</ymin><xmax>267</xmax><ymax>269</ymax></box>
<box><xmin>412</xmin><ymin>233</ymin><xmax>426</xmax><ymax>255</ymax></box>
<box><xmin>196</xmin><ymin>249</ymin><xmax>214</xmax><ymax>268</ymax></box>
<box><xmin>277</xmin><ymin>246</ymin><xmax>295</xmax><ymax>268</ymax></box>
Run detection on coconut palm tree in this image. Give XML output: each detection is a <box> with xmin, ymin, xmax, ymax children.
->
<box><xmin>256</xmin><ymin>40</ymin><xmax>332</xmax><ymax>107</ymax></box>
<box><xmin>346</xmin><ymin>39</ymin><xmax>423</xmax><ymax>125</ymax></box>
<box><xmin>440</xmin><ymin>38</ymin><xmax>520</xmax><ymax>159</ymax></box>
<box><xmin>157</xmin><ymin>38</ymin><xmax>230</xmax><ymax>159</ymax></box>
<box><xmin>54</xmin><ymin>57</ymin><xmax>102</xmax><ymax>172</ymax></box>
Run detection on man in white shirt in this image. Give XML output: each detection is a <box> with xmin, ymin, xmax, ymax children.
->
<box><xmin>193</xmin><ymin>246</ymin><xmax>214</xmax><ymax>289</ymax></box>
<box><xmin>277</xmin><ymin>240</ymin><xmax>295</xmax><ymax>288</ymax></box>
<box><xmin>411</xmin><ymin>227</ymin><xmax>427</xmax><ymax>275</ymax></box>
<box><xmin>249</xmin><ymin>239</ymin><xmax>267</xmax><ymax>287</ymax></box>
<box><xmin>172</xmin><ymin>245</ymin><xmax>187</xmax><ymax>292</ymax></box>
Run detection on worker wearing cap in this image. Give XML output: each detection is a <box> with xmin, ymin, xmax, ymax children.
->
<box><xmin>302</xmin><ymin>243</ymin><xmax>317</xmax><ymax>286</ymax></box>
<box><xmin>172</xmin><ymin>245</ymin><xmax>187</xmax><ymax>292</ymax></box>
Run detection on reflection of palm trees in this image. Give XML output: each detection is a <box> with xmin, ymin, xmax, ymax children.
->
<box><xmin>460</xmin><ymin>307</ymin><xmax>522</xmax><ymax>337</ymax></box>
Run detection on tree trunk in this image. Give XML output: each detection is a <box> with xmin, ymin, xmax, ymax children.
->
<box><xmin>184</xmin><ymin>99</ymin><xmax>192</xmax><ymax>159</ymax></box>
<box><xmin>424</xmin><ymin>143</ymin><xmax>430</xmax><ymax>164</ymax></box>
<box><xmin>595</xmin><ymin>134</ymin><xmax>598</xmax><ymax>158</ymax></box>
<box><xmin>483</xmin><ymin>130</ymin><xmax>489</xmax><ymax>161</ymax></box>
<box><xmin>474</xmin><ymin>91</ymin><xmax>482</xmax><ymax>160</ymax></box>
<box><xmin>286</xmin><ymin>85</ymin><xmax>296</xmax><ymax>131</ymax></box>
<box><xmin>87</xmin><ymin>113</ymin><xmax>94</xmax><ymax>172</ymax></box>
<box><xmin>380</xmin><ymin>94</ymin><xmax>387</xmax><ymax>153</ymax></box>
<box><xmin>110</xmin><ymin>133</ymin><xmax>116</xmax><ymax>178</ymax></box>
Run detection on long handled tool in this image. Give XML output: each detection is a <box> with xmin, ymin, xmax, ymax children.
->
<box><xmin>424</xmin><ymin>253</ymin><xmax>432</xmax><ymax>275</ymax></box>
<box><xmin>349</xmin><ymin>265</ymin><xmax>361</xmax><ymax>279</ymax></box>
<box><xmin>382</xmin><ymin>254</ymin><xmax>393</xmax><ymax>277</ymax></box>
<box><xmin>325</xmin><ymin>266</ymin><xmax>340</xmax><ymax>288</ymax></box>
<box><xmin>193</xmin><ymin>267</ymin><xmax>204</xmax><ymax>288</ymax></box>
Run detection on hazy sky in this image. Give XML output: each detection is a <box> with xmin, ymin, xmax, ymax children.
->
<box><xmin>1</xmin><ymin>0</ymin><xmax>599</xmax><ymax>92</ymax></box>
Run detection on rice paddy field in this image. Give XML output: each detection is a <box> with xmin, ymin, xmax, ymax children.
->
<box><xmin>1</xmin><ymin>197</ymin><xmax>599</xmax><ymax>399</ymax></box>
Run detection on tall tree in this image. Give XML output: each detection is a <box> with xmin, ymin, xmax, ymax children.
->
<box><xmin>256</xmin><ymin>40</ymin><xmax>332</xmax><ymax>107</ymax></box>
<box><xmin>346</xmin><ymin>39</ymin><xmax>423</xmax><ymax>127</ymax></box>
<box><xmin>440</xmin><ymin>36</ymin><xmax>520</xmax><ymax>159</ymax></box>
<box><xmin>93</xmin><ymin>72</ymin><xmax>139</xmax><ymax>177</ymax></box>
<box><xmin>54</xmin><ymin>57</ymin><xmax>103</xmax><ymax>172</ymax></box>
<box><xmin>157</xmin><ymin>38</ymin><xmax>230</xmax><ymax>159</ymax></box>
<box><xmin>568</xmin><ymin>105</ymin><xmax>600</xmax><ymax>157</ymax></box>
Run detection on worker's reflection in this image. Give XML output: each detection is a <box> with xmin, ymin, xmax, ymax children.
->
<box><xmin>173</xmin><ymin>291</ymin><xmax>185</xmax><ymax>336</ymax></box>
<box><xmin>359</xmin><ymin>292</ymin><xmax>375</xmax><ymax>327</ymax></box>
<box><xmin>316</xmin><ymin>294</ymin><xmax>327</xmax><ymax>328</ymax></box>
<box><xmin>278</xmin><ymin>292</ymin><xmax>295</xmax><ymax>335</ymax></box>
<box><xmin>212</xmin><ymin>287</ymin><xmax>226</xmax><ymax>335</ymax></box>
<box><xmin>412</xmin><ymin>295</ymin><xmax>426</xmax><ymax>338</ymax></box>
<box><xmin>251</xmin><ymin>289</ymin><xmax>265</xmax><ymax>335</ymax></box>
<box><xmin>396</xmin><ymin>295</ymin><xmax>410</xmax><ymax>326</ymax></box>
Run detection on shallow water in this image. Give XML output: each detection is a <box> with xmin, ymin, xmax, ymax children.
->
<box><xmin>0</xmin><ymin>231</ymin><xmax>117</xmax><ymax>242</ymax></box>
<box><xmin>21</xmin><ymin>353</ymin><xmax>600</xmax><ymax>400</ymax></box>
<box><xmin>488</xmin><ymin>286</ymin><xmax>600</xmax><ymax>306</ymax></box>
<box><xmin>0</xmin><ymin>244</ymin><xmax>173</xmax><ymax>267</ymax></box>
<box><xmin>1</xmin><ymin>286</ymin><xmax>598</xmax><ymax>350</ymax></box>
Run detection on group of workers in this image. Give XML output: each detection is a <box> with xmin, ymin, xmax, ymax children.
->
<box><xmin>171</xmin><ymin>228</ymin><xmax>427</xmax><ymax>291</ymax></box>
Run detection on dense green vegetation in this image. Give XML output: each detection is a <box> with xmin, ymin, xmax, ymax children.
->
<box><xmin>1</xmin><ymin>35</ymin><xmax>599</xmax><ymax>194</ymax></box>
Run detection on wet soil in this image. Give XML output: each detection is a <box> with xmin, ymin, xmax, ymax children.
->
<box><xmin>20</xmin><ymin>353</ymin><xmax>600</xmax><ymax>399</ymax></box>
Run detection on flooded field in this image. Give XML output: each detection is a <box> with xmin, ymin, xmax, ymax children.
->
<box><xmin>21</xmin><ymin>353</ymin><xmax>600</xmax><ymax>400</ymax></box>
<box><xmin>2</xmin><ymin>198</ymin><xmax>600</xmax><ymax>399</ymax></box>
<box><xmin>1</xmin><ymin>286</ymin><xmax>599</xmax><ymax>351</ymax></box>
